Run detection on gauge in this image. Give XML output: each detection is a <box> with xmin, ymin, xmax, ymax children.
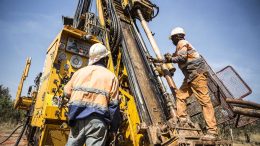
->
<box><xmin>70</xmin><ymin>55</ymin><xmax>83</xmax><ymax>69</ymax></box>
<box><xmin>59</xmin><ymin>43</ymin><xmax>66</xmax><ymax>50</ymax></box>
<box><xmin>58</xmin><ymin>52</ymin><xmax>67</xmax><ymax>61</ymax></box>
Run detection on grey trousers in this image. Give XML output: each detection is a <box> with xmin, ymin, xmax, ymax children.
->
<box><xmin>66</xmin><ymin>116</ymin><xmax>108</xmax><ymax>146</ymax></box>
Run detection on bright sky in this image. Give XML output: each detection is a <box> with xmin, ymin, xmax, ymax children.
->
<box><xmin>0</xmin><ymin>0</ymin><xmax>259</xmax><ymax>103</ymax></box>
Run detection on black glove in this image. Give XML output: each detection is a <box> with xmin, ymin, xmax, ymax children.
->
<box><xmin>164</xmin><ymin>53</ymin><xmax>173</xmax><ymax>62</ymax></box>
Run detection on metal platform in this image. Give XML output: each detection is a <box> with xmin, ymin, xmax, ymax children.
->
<box><xmin>178</xmin><ymin>140</ymin><xmax>232</xmax><ymax>146</ymax></box>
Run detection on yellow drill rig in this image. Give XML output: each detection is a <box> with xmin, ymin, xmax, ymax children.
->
<box><xmin>13</xmin><ymin>0</ymin><xmax>260</xmax><ymax>146</ymax></box>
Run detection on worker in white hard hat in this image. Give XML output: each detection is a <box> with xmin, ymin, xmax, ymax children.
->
<box><xmin>64</xmin><ymin>43</ymin><xmax>120</xmax><ymax>146</ymax></box>
<box><xmin>151</xmin><ymin>27</ymin><xmax>218</xmax><ymax>141</ymax></box>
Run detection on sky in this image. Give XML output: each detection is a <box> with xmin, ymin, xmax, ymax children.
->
<box><xmin>0</xmin><ymin>0</ymin><xmax>259</xmax><ymax>103</ymax></box>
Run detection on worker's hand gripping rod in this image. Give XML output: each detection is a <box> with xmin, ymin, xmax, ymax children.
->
<box><xmin>136</xmin><ymin>9</ymin><xmax>177</xmax><ymax>120</ymax></box>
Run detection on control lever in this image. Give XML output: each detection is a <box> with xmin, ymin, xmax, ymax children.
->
<box><xmin>57</xmin><ymin>95</ymin><xmax>69</xmax><ymax>108</ymax></box>
<box><xmin>53</xmin><ymin>72</ymin><xmax>74</xmax><ymax>107</ymax></box>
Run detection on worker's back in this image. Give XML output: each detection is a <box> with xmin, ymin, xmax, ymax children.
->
<box><xmin>65</xmin><ymin>65</ymin><xmax>118</xmax><ymax>109</ymax></box>
<box><xmin>64</xmin><ymin>64</ymin><xmax>119</xmax><ymax>127</ymax></box>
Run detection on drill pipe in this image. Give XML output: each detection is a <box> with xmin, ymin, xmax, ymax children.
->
<box><xmin>226</xmin><ymin>98</ymin><xmax>260</xmax><ymax>109</ymax></box>
<box><xmin>136</xmin><ymin>9</ymin><xmax>177</xmax><ymax>119</ymax></box>
<box><xmin>232</xmin><ymin>107</ymin><xmax>260</xmax><ymax>118</ymax></box>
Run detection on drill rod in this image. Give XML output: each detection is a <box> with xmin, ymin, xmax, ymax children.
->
<box><xmin>136</xmin><ymin>9</ymin><xmax>177</xmax><ymax>119</ymax></box>
<box><xmin>136</xmin><ymin>9</ymin><xmax>177</xmax><ymax>95</ymax></box>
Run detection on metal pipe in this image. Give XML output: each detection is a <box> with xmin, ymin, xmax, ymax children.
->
<box><xmin>136</xmin><ymin>9</ymin><xmax>178</xmax><ymax>120</ymax></box>
<box><xmin>132</xmin><ymin>20</ymin><xmax>177</xmax><ymax>121</ymax></box>
<box><xmin>230</xmin><ymin>103</ymin><xmax>260</xmax><ymax>110</ymax></box>
<box><xmin>226</xmin><ymin>98</ymin><xmax>260</xmax><ymax>109</ymax></box>
<box><xmin>132</xmin><ymin>21</ymin><xmax>168</xmax><ymax>93</ymax></box>
<box><xmin>232</xmin><ymin>107</ymin><xmax>260</xmax><ymax>118</ymax></box>
<box><xmin>136</xmin><ymin>9</ymin><xmax>177</xmax><ymax>96</ymax></box>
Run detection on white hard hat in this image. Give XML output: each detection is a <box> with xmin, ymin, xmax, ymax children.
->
<box><xmin>88</xmin><ymin>43</ymin><xmax>110</xmax><ymax>65</ymax></box>
<box><xmin>170</xmin><ymin>27</ymin><xmax>185</xmax><ymax>37</ymax></box>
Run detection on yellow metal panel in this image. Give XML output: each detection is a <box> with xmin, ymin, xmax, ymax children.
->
<box><xmin>115</xmin><ymin>51</ymin><xmax>122</xmax><ymax>77</ymax></box>
<box><xmin>32</xmin><ymin>34</ymin><xmax>60</xmax><ymax>127</ymax></box>
<box><xmin>39</xmin><ymin>124</ymin><xmax>70</xmax><ymax>146</ymax></box>
<box><xmin>32</xmin><ymin>26</ymin><xmax>98</xmax><ymax>129</ymax></box>
<box><xmin>119</xmin><ymin>88</ymin><xmax>144</xmax><ymax>146</ymax></box>
<box><xmin>41</xmin><ymin>93</ymin><xmax>68</xmax><ymax>120</ymax></box>
<box><xmin>16</xmin><ymin>97</ymin><xmax>33</xmax><ymax>110</ymax></box>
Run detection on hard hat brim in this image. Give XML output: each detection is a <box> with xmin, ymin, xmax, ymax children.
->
<box><xmin>88</xmin><ymin>51</ymin><xmax>110</xmax><ymax>65</ymax></box>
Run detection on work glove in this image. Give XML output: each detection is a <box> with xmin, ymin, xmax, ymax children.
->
<box><xmin>164</xmin><ymin>53</ymin><xmax>173</xmax><ymax>62</ymax></box>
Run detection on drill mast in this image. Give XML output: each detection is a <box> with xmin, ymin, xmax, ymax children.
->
<box><xmin>12</xmin><ymin>0</ymin><xmax>260</xmax><ymax>145</ymax></box>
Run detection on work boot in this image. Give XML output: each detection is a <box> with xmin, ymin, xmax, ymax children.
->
<box><xmin>201</xmin><ymin>133</ymin><xmax>218</xmax><ymax>141</ymax></box>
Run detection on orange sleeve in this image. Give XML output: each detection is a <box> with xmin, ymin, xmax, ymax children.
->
<box><xmin>171</xmin><ymin>44</ymin><xmax>188</xmax><ymax>63</ymax></box>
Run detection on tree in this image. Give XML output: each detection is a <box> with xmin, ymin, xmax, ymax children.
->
<box><xmin>0</xmin><ymin>85</ymin><xmax>23</xmax><ymax>124</ymax></box>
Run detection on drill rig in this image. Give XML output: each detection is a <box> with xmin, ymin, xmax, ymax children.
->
<box><xmin>13</xmin><ymin>0</ymin><xmax>260</xmax><ymax>146</ymax></box>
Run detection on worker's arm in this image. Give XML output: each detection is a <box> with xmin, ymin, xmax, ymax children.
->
<box><xmin>165</xmin><ymin>45</ymin><xmax>188</xmax><ymax>63</ymax></box>
<box><xmin>148</xmin><ymin>48</ymin><xmax>188</xmax><ymax>64</ymax></box>
<box><xmin>108</xmin><ymin>77</ymin><xmax>121</xmax><ymax>132</ymax></box>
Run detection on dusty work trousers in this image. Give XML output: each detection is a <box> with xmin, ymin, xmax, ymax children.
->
<box><xmin>66</xmin><ymin>116</ymin><xmax>107</xmax><ymax>146</ymax></box>
<box><xmin>176</xmin><ymin>73</ymin><xmax>217</xmax><ymax>134</ymax></box>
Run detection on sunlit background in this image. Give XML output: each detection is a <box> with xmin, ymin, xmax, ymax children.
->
<box><xmin>0</xmin><ymin>0</ymin><xmax>259</xmax><ymax>103</ymax></box>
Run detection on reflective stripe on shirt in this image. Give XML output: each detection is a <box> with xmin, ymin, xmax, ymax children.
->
<box><xmin>69</xmin><ymin>100</ymin><xmax>108</xmax><ymax>111</ymax></box>
<box><xmin>73</xmin><ymin>86</ymin><xmax>110</xmax><ymax>98</ymax></box>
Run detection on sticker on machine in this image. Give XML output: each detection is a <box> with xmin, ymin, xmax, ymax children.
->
<box><xmin>66</xmin><ymin>37</ymin><xmax>91</xmax><ymax>57</ymax></box>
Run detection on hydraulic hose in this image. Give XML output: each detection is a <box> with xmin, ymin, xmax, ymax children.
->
<box><xmin>111</xmin><ymin>2</ymin><xmax>122</xmax><ymax>51</ymax></box>
<box><xmin>107</xmin><ymin>0</ymin><xmax>122</xmax><ymax>52</ymax></box>
<box><xmin>0</xmin><ymin>124</ymin><xmax>24</xmax><ymax>145</ymax></box>
<box><xmin>14</xmin><ymin>112</ymin><xmax>30</xmax><ymax>146</ymax></box>
<box><xmin>14</xmin><ymin>124</ymin><xmax>28</xmax><ymax>146</ymax></box>
<box><xmin>73</xmin><ymin>0</ymin><xmax>92</xmax><ymax>28</ymax></box>
<box><xmin>151</xmin><ymin>4</ymin><xmax>159</xmax><ymax>19</ymax></box>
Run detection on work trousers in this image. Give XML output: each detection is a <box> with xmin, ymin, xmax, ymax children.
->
<box><xmin>176</xmin><ymin>73</ymin><xmax>217</xmax><ymax>134</ymax></box>
<box><xmin>66</xmin><ymin>116</ymin><xmax>107</xmax><ymax>146</ymax></box>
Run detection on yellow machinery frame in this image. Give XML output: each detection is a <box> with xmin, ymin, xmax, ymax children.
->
<box><xmin>15</xmin><ymin>20</ymin><xmax>144</xmax><ymax>144</ymax></box>
<box><xmin>14</xmin><ymin>1</ymin><xmax>234</xmax><ymax>146</ymax></box>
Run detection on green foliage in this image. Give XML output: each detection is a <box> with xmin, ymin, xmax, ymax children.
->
<box><xmin>0</xmin><ymin>85</ymin><xmax>24</xmax><ymax>124</ymax></box>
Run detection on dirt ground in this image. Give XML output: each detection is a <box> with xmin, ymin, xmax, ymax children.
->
<box><xmin>0</xmin><ymin>123</ymin><xmax>259</xmax><ymax>146</ymax></box>
<box><xmin>0</xmin><ymin>124</ymin><xmax>27</xmax><ymax>146</ymax></box>
<box><xmin>232</xmin><ymin>133</ymin><xmax>260</xmax><ymax>146</ymax></box>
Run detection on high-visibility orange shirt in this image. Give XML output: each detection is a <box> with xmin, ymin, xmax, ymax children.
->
<box><xmin>172</xmin><ymin>40</ymin><xmax>206</xmax><ymax>82</ymax></box>
<box><xmin>64</xmin><ymin>65</ymin><xmax>119</xmax><ymax>126</ymax></box>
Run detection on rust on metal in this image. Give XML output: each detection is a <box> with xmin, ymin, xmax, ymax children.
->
<box><xmin>121</xmin><ymin>21</ymin><xmax>166</xmax><ymax>124</ymax></box>
<box><xmin>236</xmin><ymin>115</ymin><xmax>259</xmax><ymax>128</ymax></box>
